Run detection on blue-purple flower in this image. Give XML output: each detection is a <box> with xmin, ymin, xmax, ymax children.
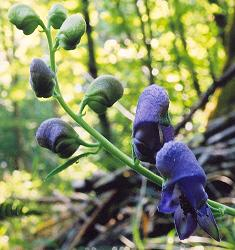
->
<box><xmin>156</xmin><ymin>141</ymin><xmax>220</xmax><ymax>241</ymax></box>
<box><xmin>36</xmin><ymin>118</ymin><xmax>79</xmax><ymax>158</ymax></box>
<box><xmin>132</xmin><ymin>85</ymin><xmax>174</xmax><ymax>164</ymax></box>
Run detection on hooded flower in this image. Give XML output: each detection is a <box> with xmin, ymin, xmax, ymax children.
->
<box><xmin>36</xmin><ymin>118</ymin><xmax>80</xmax><ymax>158</ymax></box>
<box><xmin>156</xmin><ymin>141</ymin><xmax>220</xmax><ymax>241</ymax></box>
<box><xmin>132</xmin><ymin>85</ymin><xmax>174</xmax><ymax>164</ymax></box>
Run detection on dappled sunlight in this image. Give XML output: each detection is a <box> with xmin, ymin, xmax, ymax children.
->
<box><xmin>0</xmin><ymin>0</ymin><xmax>235</xmax><ymax>248</ymax></box>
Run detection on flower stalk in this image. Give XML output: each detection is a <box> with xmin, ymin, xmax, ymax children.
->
<box><xmin>38</xmin><ymin>20</ymin><xmax>235</xmax><ymax>218</ymax></box>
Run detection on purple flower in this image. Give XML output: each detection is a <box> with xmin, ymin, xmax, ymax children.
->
<box><xmin>156</xmin><ymin>141</ymin><xmax>220</xmax><ymax>241</ymax></box>
<box><xmin>133</xmin><ymin>85</ymin><xmax>174</xmax><ymax>164</ymax></box>
<box><xmin>36</xmin><ymin>118</ymin><xmax>79</xmax><ymax>158</ymax></box>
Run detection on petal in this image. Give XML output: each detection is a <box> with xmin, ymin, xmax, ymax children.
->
<box><xmin>156</xmin><ymin>141</ymin><xmax>206</xmax><ymax>185</ymax></box>
<box><xmin>197</xmin><ymin>203</ymin><xmax>220</xmax><ymax>242</ymax></box>
<box><xmin>174</xmin><ymin>206</ymin><xmax>197</xmax><ymax>240</ymax></box>
<box><xmin>133</xmin><ymin>85</ymin><xmax>169</xmax><ymax>126</ymax></box>
<box><xmin>178</xmin><ymin>178</ymin><xmax>208</xmax><ymax>209</ymax></box>
<box><xmin>158</xmin><ymin>184</ymin><xmax>179</xmax><ymax>214</ymax></box>
<box><xmin>159</xmin><ymin>124</ymin><xmax>174</xmax><ymax>142</ymax></box>
<box><xmin>132</xmin><ymin>137</ymin><xmax>156</xmax><ymax>164</ymax></box>
<box><xmin>133</xmin><ymin>122</ymin><xmax>161</xmax><ymax>163</ymax></box>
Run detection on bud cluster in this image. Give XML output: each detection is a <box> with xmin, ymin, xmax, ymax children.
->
<box><xmin>8</xmin><ymin>3</ymin><xmax>86</xmax><ymax>50</ymax></box>
<box><xmin>8</xmin><ymin>3</ymin><xmax>124</xmax><ymax>159</ymax></box>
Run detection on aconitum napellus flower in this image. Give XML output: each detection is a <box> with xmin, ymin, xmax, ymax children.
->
<box><xmin>30</xmin><ymin>58</ymin><xmax>55</xmax><ymax>98</ymax></box>
<box><xmin>132</xmin><ymin>85</ymin><xmax>174</xmax><ymax>164</ymax></box>
<box><xmin>36</xmin><ymin>118</ymin><xmax>80</xmax><ymax>158</ymax></box>
<box><xmin>156</xmin><ymin>141</ymin><xmax>220</xmax><ymax>241</ymax></box>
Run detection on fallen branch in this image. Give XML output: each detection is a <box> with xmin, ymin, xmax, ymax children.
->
<box><xmin>67</xmin><ymin>190</ymin><xmax>117</xmax><ymax>249</ymax></box>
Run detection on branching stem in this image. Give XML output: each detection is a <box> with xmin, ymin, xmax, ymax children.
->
<box><xmin>40</xmin><ymin>22</ymin><xmax>235</xmax><ymax>217</ymax></box>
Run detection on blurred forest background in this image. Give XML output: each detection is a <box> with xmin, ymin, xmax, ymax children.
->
<box><xmin>1</xmin><ymin>0</ymin><xmax>235</xmax><ymax>249</ymax></box>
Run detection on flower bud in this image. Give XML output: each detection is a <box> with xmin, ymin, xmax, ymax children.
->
<box><xmin>85</xmin><ymin>75</ymin><xmax>124</xmax><ymax>114</ymax></box>
<box><xmin>57</xmin><ymin>14</ymin><xmax>86</xmax><ymax>50</ymax></box>
<box><xmin>8</xmin><ymin>4</ymin><xmax>41</xmax><ymax>35</ymax></box>
<box><xmin>48</xmin><ymin>4</ymin><xmax>67</xmax><ymax>29</ymax></box>
<box><xmin>132</xmin><ymin>85</ymin><xmax>174</xmax><ymax>163</ymax></box>
<box><xmin>30</xmin><ymin>58</ymin><xmax>55</xmax><ymax>98</ymax></box>
<box><xmin>36</xmin><ymin>118</ymin><xmax>80</xmax><ymax>158</ymax></box>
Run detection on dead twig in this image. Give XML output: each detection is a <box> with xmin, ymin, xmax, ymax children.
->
<box><xmin>175</xmin><ymin>63</ymin><xmax>235</xmax><ymax>135</ymax></box>
<box><xmin>67</xmin><ymin>190</ymin><xmax>117</xmax><ymax>249</ymax></box>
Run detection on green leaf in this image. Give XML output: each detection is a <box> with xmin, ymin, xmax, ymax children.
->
<box><xmin>44</xmin><ymin>152</ymin><xmax>94</xmax><ymax>181</ymax></box>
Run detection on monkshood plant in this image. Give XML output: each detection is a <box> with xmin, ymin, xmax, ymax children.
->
<box><xmin>8</xmin><ymin>3</ymin><xmax>235</xmax><ymax>242</ymax></box>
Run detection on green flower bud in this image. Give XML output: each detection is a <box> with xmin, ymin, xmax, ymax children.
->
<box><xmin>8</xmin><ymin>4</ymin><xmax>41</xmax><ymax>35</ymax></box>
<box><xmin>57</xmin><ymin>14</ymin><xmax>86</xmax><ymax>50</ymax></box>
<box><xmin>36</xmin><ymin>118</ymin><xmax>80</xmax><ymax>159</ymax></box>
<box><xmin>30</xmin><ymin>58</ymin><xmax>55</xmax><ymax>98</ymax></box>
<box><xmin>48</xmin><ymin>4</ymin><xmax>67</xmax><ymax>29</ymax></box>
<box><xmin>85</xmin><ymin>75</ymin><xmax>124</xmax><ymax>114</ymax></box>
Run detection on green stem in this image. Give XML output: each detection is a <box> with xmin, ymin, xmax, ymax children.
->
<box><xmin>57</xmin><ymin>95</ymin><xmax>163</xmax><ymax>186</ymax></box>
<box><xmin>208</xmin><ymin>200</ymin><xmax>235</xmax><ymax>216</ymax></box>
<box><xmin>40</xmin><ymin>23</ymin><xmax>55</xmax><ymax>72</ymax></box>
<box><xmin>79</xmin><ymin>140</ymin><xmax>100</xmax><ymax>148</ymax></box>
<box><xmin>42</xmin><ymin>21</ymin><xmax>235</xmax><ymax>217</ymax></box>
<box><xmin>40</xmin><ymin>22</ymin><xmax>60</xmax><ymax>93</ymax></box>
<box><xmin>79</xmin><ymin>96</ymin><xmax>89</xmax><ymax>115</ymax></box>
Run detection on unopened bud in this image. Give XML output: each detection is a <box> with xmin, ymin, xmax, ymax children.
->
<box><xmin>30</xmin><ymin>58</ymin><xmax>55</xmax><ymax>98</ymax></box>
<box><xmin>85</xmin><ymin>75</ymin><xmax>124</xmax><ymax>114</ymax></box>
<box><xmin>36</xmin><ymin>118</ymin><xmax>80</xmax><ymax>158</ymax></box>
<box><xmin>57</xmin><ymin>14</ymin><xmax>86</xmax><ymax>50</ymax></box>
<box><xmin>8</xmin><ymin>4</ymin><xmax>41</xmax><ymax>35</ymax></box>
<box><xmin>48</xmin><ymin>4</ymin><xmax>67</xmax><ymax>29</ymax></box>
